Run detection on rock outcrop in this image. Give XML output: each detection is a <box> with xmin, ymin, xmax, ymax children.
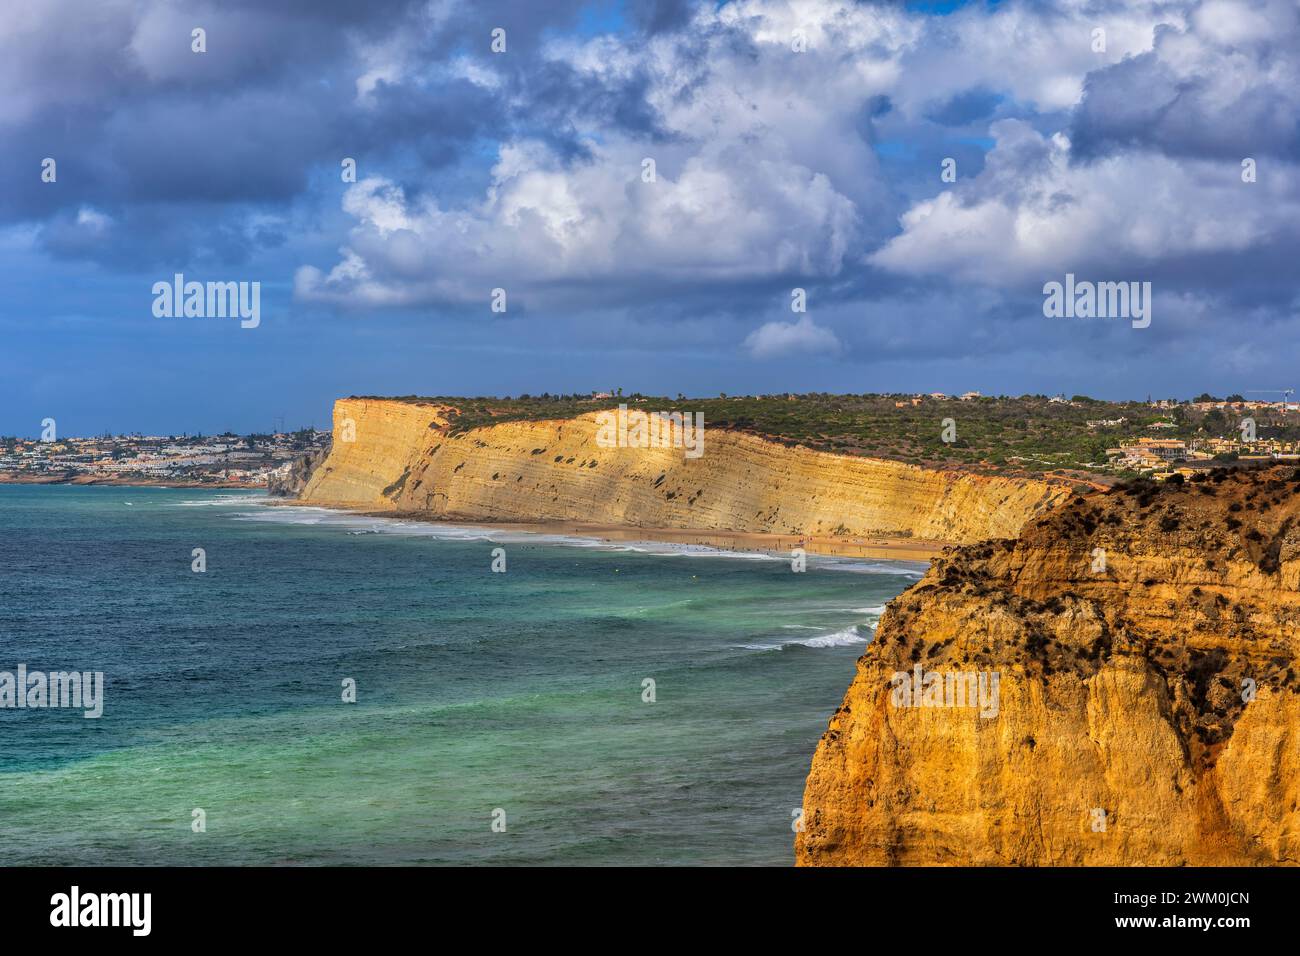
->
<box><xmin>268</xmin><ymin>445</ymin><xmax>331</xmax><ymax>497</ymax></box>
<box><xmin>797</xmin><ymin>467</ymin><xmax>1300</xmax><ymax>866</ymax></box>
<box><xmin>293</xmin><ymin>398</ymin><xmax>1070</xmax><ymax>544</ymax></box>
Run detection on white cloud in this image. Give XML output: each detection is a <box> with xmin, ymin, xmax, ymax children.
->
<box><xmin>888</xmin><ymin>0</ymin><xmax>1183</xmax><ymax>116</ymax></box>
<box><xmin>75</xmin><ymin>206</ymin><xmax>113</xmax><ymax>232</ymax></box>
<box><xmin>870</xmin><ymin>119</ymin><xmax>1300</xmax><ymax>285</ymax></box>
<box><xmin>298</xmin><ymin>133</ymin><xmax>861</xmax><ymax>306</ymax></box>
<box><xmin>295</xmin><ymin>0</ymin><xmax>1299</xmax><ymax>312</ymax></box>
<box><xmin>744</xmin><ymin>314</ymin><xmax>841</xmax><ymax>358</ymax></box>
<box><xmin>297</xmin><ymin>0</ymin><xmax>920</xmax><ymax>308</ymax></box>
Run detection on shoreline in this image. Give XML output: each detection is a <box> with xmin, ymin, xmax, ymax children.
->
<box><xmin>452</xmin><ymin>519</ymin><xmax>950</xmax><ymax>561</ymax></box>
<box><xmin>0</xmin><ymin>475</ymin><xmax>259</xmax><ymax>490</ymax></box>
<box><xmin>6</xmin><ymin>481</ymin><xmax>953</xmax><ymax>560</ymax></box>
<box><xmin>266</xmin><ymin>498</ymin><xmax>951</xmax><ymax>561</ymax></box>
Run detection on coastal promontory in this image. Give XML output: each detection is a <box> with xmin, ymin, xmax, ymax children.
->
<box><xmin>797</xmin><ymin>466</ymin><xmax>1300</xmax><ymax>865</ymax></box>
<box><xmin>288</xmin><ymin>396</ymin><xmax>1070</xmax><ymax>546</ymax></box>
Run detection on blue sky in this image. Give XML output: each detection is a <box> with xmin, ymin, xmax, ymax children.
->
<box><xmin>2</xmin><ymin>0</ymin><xmax>1298</xmax><ymax>435</ymax></box>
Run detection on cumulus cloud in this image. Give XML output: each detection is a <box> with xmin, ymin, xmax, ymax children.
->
<box><xmin>297</xmin><ymin>138</ymin><xmax>860</xmax><ymax>306</ymax></box>
<box><xmin>871</xmin><ymin>0</ymin><xmax>1300</xmax><ymax>298</ymax></box>
<box><xmin>744</xmin><ymin>314</ymin><xmax>841</xmax><ymax>358</ymax></box>
<box><xmin>888</xmin><ymin>0</ymin><xmax>1184</xmax><ymax>117</ymax></box>
<box><xmin>4</xmin><ymin>0</ymin><xmax>1299</xmax><ymax>385</ymax></box>
<box><xmin>1071</xmin><ymin>0</ymin><xmax>1300</xmax><ymax>159</ymax></box>
<box><xmin>870</xmin><ymin>118</ymin><xmax>1300</xmax><ymax>285</ymax></box>
<box><xmin>0</xmin><ymin>0</ymin><xmax>578</xmax><ymax>230</ymax></box>
<box><xmin>297</xmin><ymin>0</ymin><xmax>1258</xmax><ymax>316</ymax></box>
<box><xmin>296</xmin><ymin>0</ymin><xmax>933</xmax><ymax>307</ymax></box>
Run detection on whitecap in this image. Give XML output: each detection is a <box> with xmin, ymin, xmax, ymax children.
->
<box><xmin>737</xmin><ymin>624</ymin><xmax>872</xmax><ymax>652</ymax></box>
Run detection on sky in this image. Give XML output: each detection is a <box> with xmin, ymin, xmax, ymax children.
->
<box><xmin>2</xmin><ymin>0</ymin><xmax>1298</xmax><ymax>436</ymax></box>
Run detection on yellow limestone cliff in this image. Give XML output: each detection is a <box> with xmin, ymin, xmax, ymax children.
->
<box><xmin>294</xmin><ymin>398</ymin><xmax>1069</xmax><ymax>544</ymax></box>
<box><xmin>797</xmin><ymin>466</ymin><xmax>1300</xmax><ymax>866</ymax></box>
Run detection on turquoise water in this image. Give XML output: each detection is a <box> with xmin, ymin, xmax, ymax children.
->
<box><xmin>0</xmin><ymin>485</ymin><xmax>922</xmax><ymax>865</ymax></box>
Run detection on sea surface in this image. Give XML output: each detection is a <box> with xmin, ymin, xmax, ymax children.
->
<box><xmin>0</xmin><ymin>484</ymin><xmax>923</xmax><ymax>865</ymax></box>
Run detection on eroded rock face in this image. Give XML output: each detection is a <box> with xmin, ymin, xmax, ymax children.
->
<box><xmin>797</xmin><ymin>468</ymin><xmax>1300</xmax><ymax>866</ymax></box>
<box><xmin>294</xmin><ymin>398</ymin><xmax>1069</xmax><ymax>544</ymax></box>
<box><xmin>268</xmin><ymin>445</ymin><xmax>330</xmax><ymax>497</ymax></box>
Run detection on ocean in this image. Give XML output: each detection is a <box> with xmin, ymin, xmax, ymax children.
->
<box><xmin>0</xmin><ymin>485</ymin><xmax>923</xmax><ymax>865</ymax></box>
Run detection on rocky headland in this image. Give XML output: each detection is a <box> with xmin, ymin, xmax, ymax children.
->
<box><xmin>797</xmin><ymin>466</ymin><xmax>1300</xmax><ymax>865</ymax></box>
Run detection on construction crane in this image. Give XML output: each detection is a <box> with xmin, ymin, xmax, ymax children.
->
<box><xmin>1248</xmin><ymin>388</ymin><xmax>1295</xmax><ymax>402</ymax></box>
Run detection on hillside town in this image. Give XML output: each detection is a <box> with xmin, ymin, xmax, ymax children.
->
<box><xmin>0</xmin><ymin>429</ymin><xmax>330</xmax><ymax>487</ymax></box>
<box><xmin>881</xmin><ymin>390</ymin><xmax>1300</xmax><ymax>479</ymax></box>
<box><xmin>1107</xmin><ymin>435</ymin><xmax>1300</xmax><ymax>473</ymax></box>
<box><xmin>1064</xmin><ymin>393</ymin><xmax>1299</xmax><ymax>478</ymax></box>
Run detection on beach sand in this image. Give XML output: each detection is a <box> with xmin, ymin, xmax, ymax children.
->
<box><xmin>454</xmin><ymin>519</ymin><xmax>950</xmax><ymax>561</ymax></box>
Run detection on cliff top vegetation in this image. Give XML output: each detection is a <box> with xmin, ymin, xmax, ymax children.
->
<box><xmin>344</xmin><ymin>392</ymin><xmax>1300</xmax><ymax>482</ymax></box>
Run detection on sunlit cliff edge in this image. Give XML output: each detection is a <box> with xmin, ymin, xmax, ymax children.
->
<box><xmin>797</xmin><ymin>466</ymin><xmax>1300</xmax><ymax>866</ymax></box>
<box><xmin>283</xmin><ymin>398</ymin><xmax>1071</xmax><ymax>544</ymax></box>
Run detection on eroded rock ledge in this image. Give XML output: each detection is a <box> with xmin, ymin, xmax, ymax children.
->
<box><xmin>797</xmin><ymin>466</ymin><xmax>1300</xmax><ymax>866</ymax></box>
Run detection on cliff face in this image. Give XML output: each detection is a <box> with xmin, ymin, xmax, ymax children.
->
<box><xmin>797</xmin><ymin>467</ymin><xmax>1300</xmax><ymax>866</ymax></box>
<box><xmin>268</xmin><ymin>445</ymin><xmax>330</xmax><ymax>497</ymax></box>
<box><xmin>295</xmin><ymin>398</ymin><xmax>1069</xmax><ymax>544</ymax></box>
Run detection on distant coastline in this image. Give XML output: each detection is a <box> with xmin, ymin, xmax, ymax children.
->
<box><xmin>0</xmin><ymin>430</ymin><xmax>329</xmax><ymax>489</ymax></box>
<box><xmin>0</xmin><ymin>473</ymin><xmax>258</xmax><ymax>490</ymax></box>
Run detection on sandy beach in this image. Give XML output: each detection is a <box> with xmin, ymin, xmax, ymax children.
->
<box><xmin>453</xmin><ymin>518</ymin><xmax>950</xmax><ymax>561</ymax></box>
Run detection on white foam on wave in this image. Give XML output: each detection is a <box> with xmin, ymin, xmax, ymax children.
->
<box><xmin>816</xmin><ymin>558</ymin><xmax>927</xmax><ymax>578</ymax></box>
<box><xmin>229</xmin><ymin>506</ymin><xmax>500</xmax><ymax>540</ymax></box>
<box><xmin>560</xmin><ymin>537</ymin><xmax>796</xmax><ymax>563</ymax></box>
<box><xmin>217</xmin><ymin>500</ymin><xmax>929</xmax><ymax>578</ymax></box>
<box><xmin>801</xmin><ymin>625</ymin><xmax>873</xmax><ymax>647</ymax></box>
<box><xmin>225</xmin><ymin>503</ymin><xmax>625</xmax><ymax>549</ymax></box>
<box><xmin>738</xmin><ymin>623</ymin><xmax>875</xmax><ymax>652</ymax></box>
<box><xmin>170</xmin><ymin>494</ymin><xmax>265</xmax><ymax>507</ymax></box>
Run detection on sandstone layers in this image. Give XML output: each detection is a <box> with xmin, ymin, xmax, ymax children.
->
<box><xmin>292</xmin><ymin>398</ymin><xmax>1069</xmax><ymax>544</ymax></box>
<box><xmin>797</xmin><ymin>467</ymin><xmax>1300</xmax><ymax>865</ymax></box>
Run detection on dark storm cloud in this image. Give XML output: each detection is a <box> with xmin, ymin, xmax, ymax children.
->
<box><xmin>0</xmin><ymin>0</ymin><xmax>648</xmax><ymax>267</ymax></box>
<box><xmin>519</xmin><ymin>58</ymin><xmax>675</xmax><ymax>152</ymax></box>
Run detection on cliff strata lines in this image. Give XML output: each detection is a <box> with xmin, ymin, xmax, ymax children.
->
<box><xmin>797</xmin><ymin>467</ymin><xmax>1300</xmax><ymax>866</ymax></box>
<box><xmin>293</xmin><ymin>398</ymin><xmax>1070</xmax><ymax>544</ymax></box>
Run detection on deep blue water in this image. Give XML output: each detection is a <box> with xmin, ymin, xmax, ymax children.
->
<box><xmin>0</xmin><ymin>484</ymin><xmax>921</xmax><ymax>865</ymax></box>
